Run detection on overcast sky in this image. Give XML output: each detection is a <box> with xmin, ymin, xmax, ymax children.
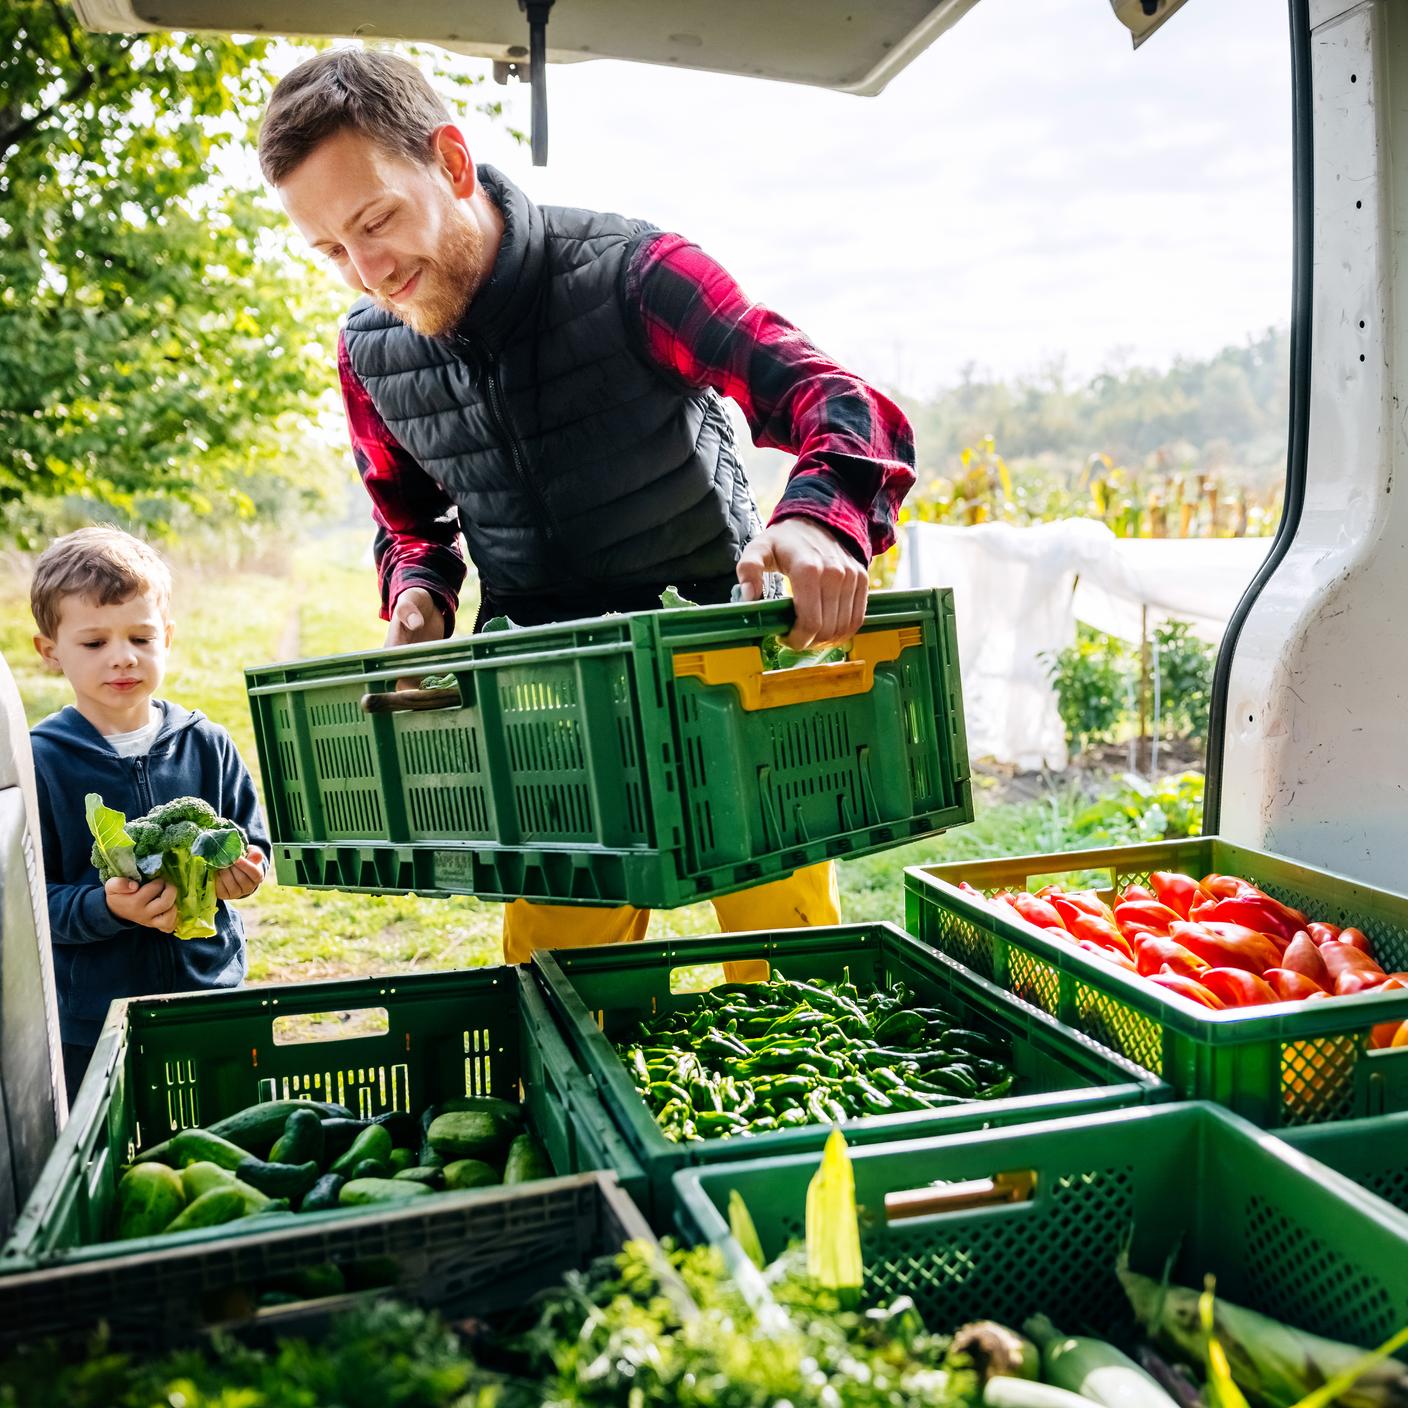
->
<box><xmin>440</xmin><ymin>0</ymin><xmax>1293</xmax><ymax>399</ymax></box>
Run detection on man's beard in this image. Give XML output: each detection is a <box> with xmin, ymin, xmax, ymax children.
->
<box><xmin>371</xmin><ymin>203</ymin><xmax>485</xmax><ymax>338</ymax></box>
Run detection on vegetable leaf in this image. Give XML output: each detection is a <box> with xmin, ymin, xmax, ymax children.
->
<box><xmin>84</xmin><ymin>793</ymin><xmax>140</xmax><ymax>882</ymax></box>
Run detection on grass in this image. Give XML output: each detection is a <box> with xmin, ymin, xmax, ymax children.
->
<box><xmin>0</xmin><ymin>531</ymin><xmax>1139</xmax><ymax>986</ymax></box>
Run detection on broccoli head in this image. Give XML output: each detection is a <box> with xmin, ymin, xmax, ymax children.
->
<box><xmin>84</xmin><ymin>792</ymin><xmax>247</xmax><ymax>939</ymax></box>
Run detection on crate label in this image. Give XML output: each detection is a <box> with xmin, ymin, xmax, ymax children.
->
<box><xmin>433</xmin><ymin>850</ymin><xmax>475</xmax><ymax>886</ymax></box>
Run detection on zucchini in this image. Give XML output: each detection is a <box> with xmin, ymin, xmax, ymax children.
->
<box><xmin>1023</xmin><ymin>1317</ymin><xmax>1177</xmax><ymax>1408</ymax></box>
<box><xmin>115</xmin><ymin>1163</ymin><xmax>186</xmax><ymax>1240</ymax></box>
<box><xmin>338</xmin><ymin>1177</ymin><xmax>434</xmax><ymax>1207</ymax></box>
<box><xmin>328</xmin><ymin>1123</ymin><xmax>394</xmax><ymax>1178</ymax></box>
<box><xmin>269</xmin><ymin>1107</ymin><xmax>324</xmax><ymax>1166</ymax></box>
<box><xmin>299</xmin><ymin>1173</ymin><xmax>345</xmax><ymax>1213</ymax></box>
<box><xmin>443</xmin><ymin>1158</ymin><xmax>500</xmax><ymax>1191</ymax></box>
<box><xmin>502</xmin><ymin>1133</ymin><xmax>550</xmax><ymax>1186</ymax></box>
<box><xmin>206</xmin><ymin>1099</ymin><xmax>351</xmax><ymax>1154</ymax></box>
<box><xmin>984</xmin><ymin>1380</ymin><xmax>1103</xmax><ymax>1408</ymax></box>
<box><xmin>160</xmin><ymin>1186</ymin><xmax>249</xmax><ymax>1234</ymax></box>
<box><xmin>427</xmin><ymin>1111</ymin><xmax>511</xmax><ymax>1162</ymax></box>
<box><xmin>393</xmin><ymin>1165</ymin><xmax>443</xmax><ymax>1188</ymax></box>
<box><xmin>388</xmin><ymin>1147</ymin><xmax>416</xmax><ymax>1174</ymax></box>
<box><xmin>350</xmin><ymin>1157</ymin><xmax>390</xmax><ymax>1181</ymax></box>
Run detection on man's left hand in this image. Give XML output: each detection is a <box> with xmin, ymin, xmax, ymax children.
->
<box><xmin>736</xmin><ymin>518</ymin><xmax>868</xmax><ymax>648</ymax></box>
<box><xmin>217</xmin><ymin>847</ymin><xmax>266</xmax><ymax>903</ymax></box>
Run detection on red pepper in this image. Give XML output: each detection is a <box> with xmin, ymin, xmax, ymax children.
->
<box><xmin>1149</xmin><ymin>871</ymin><xmax>1210</xmax><ymax>920</ymax></box>
<box><xmin>1282</xmin><ymin>932</ymin><xmax>1330</xmax><ymax>987</ymax></box>
<box><xmin>1134</xmin><ymin>933</ymin><xmax>1210</xmax><ymax>979</ymax></box>
<box><xmin>1075</xmin><ymin>938</ymin><xmax>1137</xmax><ymax>972</ymax></box>
<box><xmin>1122</xmin><ymin>883</ymin><xmax>1156</xmax><ymax>903</ymax></box>
<box><xmin>1189</xmin><ymin>896</ymin><xmax>1298</xmax><ymax>945</ymax></box>
<box><xmin>1200</xmin><ymin>873</ymin><xmax>1245</xmax><ymax>900</ymax></box>
<box><xmin>1147</xmin><ymin>971</ymin><xmax>1225</xmax><ymax>1009</ymax></box>
<box><xmin>1010</xmin><ymin>893</ymin><xmax>1068</xmax><ymax>931</ymax></box>
<box><xmin>1306</xmin><ymin>921</ymin><xmax>1341</xmax><ymax>945</ymax></box>
<box><xmin>1198</xmin><ymin>967</ymin><xmax>1279</xmax><ymax>1007</ymax></box>
<box><xmin>1319</xmin><ymin>941</ymin><xmax>1386</xmax><ymax>984</ymax></box>
<box><xmin>1338</xmin><ymin>927</ymin><xmax>1374</xmax><ymax>955</ymax></box>
<box><xmin>1113</xmin><ymin>900</ymin><xmax>1182</xmax><ymax>938</ymax></box>
<box><xmin>1068</xmin><ymin>912</ymin><xmax>1135</xmax><ymax>961</ymax></box>
<box><xmin>1262</xmin><ymin>967</ymin><xmax>1326</xmax><ymax>1002</ymax></box>
<box><xmin>1169</xmin><ymin>921</ymin><xmax>1282</xmax><ymax>975</ymax></box>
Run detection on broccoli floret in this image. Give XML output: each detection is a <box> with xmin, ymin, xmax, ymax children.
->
<box><xmin>147</xmin><ymin>796</ymin><xmax>220</xmax><ymax>830</ymax></box>
<box><xmin>127</xmin><ymin>819</ymin><xmax>163</xmax><ymax>858</ymax></box>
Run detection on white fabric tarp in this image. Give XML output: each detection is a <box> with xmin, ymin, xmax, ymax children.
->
<box><xmin>899</xmin><ymin>521</ymin><xmax>1269</xmax><ymax>770</ymax></box>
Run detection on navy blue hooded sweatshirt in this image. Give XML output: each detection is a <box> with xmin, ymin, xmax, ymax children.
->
<box><xmin>30</xmin><ymin>700</ymin><xmax>270</xmax><ymax>1046</ymax></box>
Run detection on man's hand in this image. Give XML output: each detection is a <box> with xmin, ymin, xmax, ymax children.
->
<box><xmin>386</xmin><ymin>586</ymin><xmax>447</xmax><ymax>690</ymax></box>
<box><xmin>216</xmin><ymin>847</ymin><xmax>266</xmax><ymax>903</ymax></box>
<box><xmin>385</xmin><ymin>587</ymin><xmax>446</xmax><ymax>649</ymax></box>
<box><xmin>736</xmin><ymin>518</ymin><xmax>869</xmax><ymax>648</ymax></box>
<box><xmin>104</xmin><ymin>876</ymin><xmax>178</xmax><ymax>933</ymax></box>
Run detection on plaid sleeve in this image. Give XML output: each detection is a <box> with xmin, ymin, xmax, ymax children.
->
<box><xmin>626</xmin><ymin>233</ymin><xmax>915</xmax><ymax>561</ymax></box>
<box><xmin>338</xmin><ymin>331</ymin><xmax>465</xmax><ymax>633</ymax></box>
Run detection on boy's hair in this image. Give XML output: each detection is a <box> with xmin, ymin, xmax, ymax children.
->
<box><xmin>30</xmin><ymin>526</ymin><xmax>173</xmax><ymax>638</ymax></box>
<box><xmin>258</xmin><ymin>48</ymin><xmax>452</xmax><ymax>186</ymax></box>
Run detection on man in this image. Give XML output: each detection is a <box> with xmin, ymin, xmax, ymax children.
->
<box><xmin>258</xmin><ymin>48</ymin><xmax>915</xmax><ymax>964</ymax></box>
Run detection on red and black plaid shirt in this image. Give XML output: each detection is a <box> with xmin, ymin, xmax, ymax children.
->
<box><xmin>338</xmin><ymin>231</ymin><xmax>916</xmax><ymax>630</ymax></box>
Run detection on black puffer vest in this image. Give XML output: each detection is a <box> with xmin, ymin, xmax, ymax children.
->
<box><xmin>342</xmin><ymin>166</ymin><xmax>760</xmax><ymax>624</ymax></box>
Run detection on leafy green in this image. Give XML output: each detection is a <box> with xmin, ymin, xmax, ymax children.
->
<box><xmin>659</xmin><ymin>585</ymin><xmax>700</xmax><ymax>610</ymax></box>
<box><xmin>84</xmin><ymin>793</ymin><xmax>141</xmax><ymax>884</ymax></box>
<box><xmin>761</xmin><ymin>636</ymin><xmax>850</xmax><ymax>671</ymax></box>
<box><xmin>481</xmin><ymin>616</ymin><xmax>518</xmax><ymax>633</ymax></box>
<box><xmin>87</xmin><ymin>793</ymin><xmax>247</xmax><ymax>939</ymax></box>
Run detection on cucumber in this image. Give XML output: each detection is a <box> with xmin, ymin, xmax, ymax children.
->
<box><xmin>160</xmin><ymin>1186</ymin><xmax>249</xmax><ymax>1234</ymax></box>
<box><xmin>443</xmin><ymin>1158</ymin><xmax>500</xmax><ymax>1191</ymax></box>
<box><xmin>439</xmin><ymin>1096</ymin><xmax>524</xmax><ymax>1130</ymax></box>
<box><xmin>350</xmin><ymin>1157</ymin><xmax>390</xmax><ymax>1181</ymax></box>
<box><xmin>393</xmin><ymin>1165</ymin><xmax>444</xmax><ymax>1188</ymax></box>
<box><xmin>329</xmin><ymin>1123</ymin><xmax>394</xmax><ymax>1178</ymax></box>
<box><xmin>236</xmin><ymin>1158</ymin><xmax>319</xmax><ymax>1202</ymax></box>
<box><xmin>388</xmin><ymin>1147</ymin><xmax>416</xmax><ymax>1174</ymax></box>
<box><xmin>371</xmin><ymin>1110</ymin><xmax>419</xmax><ymax>1149</ymax></box>
<box><xmin>427</xmin><ymin>1111</ymin><xmax>511</xmax><ymax>1162</ymax></box>
<box><xmin>269</xmin><ymin>1107</ymin><xmax>324</xmax><ymax>1166</ymax></box>
<box><xmin>418</xmin><ymin>1140</ymin><xmax>445</xmax><ymax>1170</ymax></box>
<box><xmin>338</xmin><ymin>1177</ymin><xmax>434</xmax><ymax>1207</ymax></box>
<box><xmin>206</xmin><ymin>1099</ymin><xmax>351</xmax><ymax>1154</ymax></box>
<box><xmin>163</xmin><ymin>1128</ymin><xmax>254</xmax><ymax>1172</ymax></box>
<box><xmin>320</xmin><ymin>1117</ymin><xmax>374</xmax><ymax>1159</ymax></box>
<box><xmin>180</xmin><ymin>1161</ymin><xmax>235</xmax><ymax>1201</ymax></box>
<box><xmin>502</xmin><ymin>1133</ymin><xmax>550</xmax><ymax>1185</ymax></box>
<box><xmin>115</xmin><ymin>1162</ymin><xmax>186</xmax><ymax>1240</ymax></box>
<box><xmin>299</xmin><ymin>1173</ymin><xmax>345</xmax><ymax>1213</ymax></box>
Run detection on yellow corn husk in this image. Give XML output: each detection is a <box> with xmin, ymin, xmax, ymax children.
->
<box><xmin>804</xmin><ymin>1127</ymin><xmax>862</xmax><ymax>1307</ymax></box>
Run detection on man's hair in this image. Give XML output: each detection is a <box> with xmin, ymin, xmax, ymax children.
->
<box><xmin>259</xmin><ymin>48</ymin><xmax>452</xmax><ymax>185</ymax></box>
<box><xmin>30</xmin><ymin>526</ymin><xmax>173</xmax><ymax>638</ymax></box>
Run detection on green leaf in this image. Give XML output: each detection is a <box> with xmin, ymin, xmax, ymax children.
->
<box><xmin>190</xmin><ymin>824</ymin><xmax>245</xmax><ymax>870</ymax></box>
<box><xmin>728</xmin><ymin>1190</ymin><xmax>766</xmax><ymax>1271</ymax></box>
<box><xmin>659</xmin><ymin>586</ymin><xmax>700</xmax><ymax>610</ymax></box>
<box><xmin>84</xmin><ymin>793</ymin><xmax>140</xmax><ymax>881</ymax></box>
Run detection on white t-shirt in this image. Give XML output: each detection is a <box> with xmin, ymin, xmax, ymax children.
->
<box><xmin>105</xmin><ymin>718</ymin><xmax>161</xmax><ymax>758</ymax></box>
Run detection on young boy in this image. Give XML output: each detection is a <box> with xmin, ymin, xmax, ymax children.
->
<box><xmin>29</xmin><ymin>526</ymin><xmax>269</xmax><ymax>1105</ymax></box>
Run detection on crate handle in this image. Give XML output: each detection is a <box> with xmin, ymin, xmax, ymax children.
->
<box><xmin>883</xmin><ymin>1168</ymin><xmax>1036</xmax><ymax>1222</ymax></box>
<box><xmin>671</xmin><ymin>627</ymin><xmax>921</xmax><ymax>711</ymax></box>
<box><xmin>359</xmin><ymin>685</ymin><xmax>461</xmax><ymax>714</ymax></box>
<box><xmin>272</xmin><ymin>1007</ymin><xmax>390</xmax><ymax>1045</ymax></box>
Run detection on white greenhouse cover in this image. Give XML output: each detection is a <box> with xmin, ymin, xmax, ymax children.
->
<box><xmin>899</xmin><ymin>521</ymin><xmax>1270</xmax><ymax>770</ymax></box>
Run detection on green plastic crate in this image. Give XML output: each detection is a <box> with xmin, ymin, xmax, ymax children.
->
<box><xmin>0</xmin><ymin>1170</ymin><xmax>663</xmax><ymax>1353</ymax></box>
<box><xmin>905</xmin><ymin>838</ymin><xmax>1408</xmax><ymax>1126</ymax></box>
<box><xmin>674</xmin><ymin>1103</ymin><xmax>1408</xmax><ymax>1353</ymax></box>
<box><xmin>1</xmin><ymin>965</ymin><xmax>644</xmax><ymax>1269</ymax></box>
<box><xmin>533</xmin><ymin>921</ymin><xmax>1167</xmax><ymax>1223</ymax></box>
<box><xmin>1281</xmin><ymin>1111</ymin><xmax>1408</xmax><ymax>1216</ymax></box>
<box><xmin>244</xmin><ymin>590</ymin><xmax>971</xmax><ymax>907</ymax></box>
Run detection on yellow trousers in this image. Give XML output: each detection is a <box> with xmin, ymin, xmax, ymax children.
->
<box><xmin>502</xmin><ymin>861</ymin><xmax>840</xmax><ymax>981</ymax></box>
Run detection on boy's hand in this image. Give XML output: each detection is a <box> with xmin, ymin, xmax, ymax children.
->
<box><xmin>216</xmin><ymin>846</ymin><xmax>266</xmax><ymax>902</ymax></box>
<box><xmin>104</xmin><ymin>876</ymin><xmax>179</xmax><ymax>933</ymax></box>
